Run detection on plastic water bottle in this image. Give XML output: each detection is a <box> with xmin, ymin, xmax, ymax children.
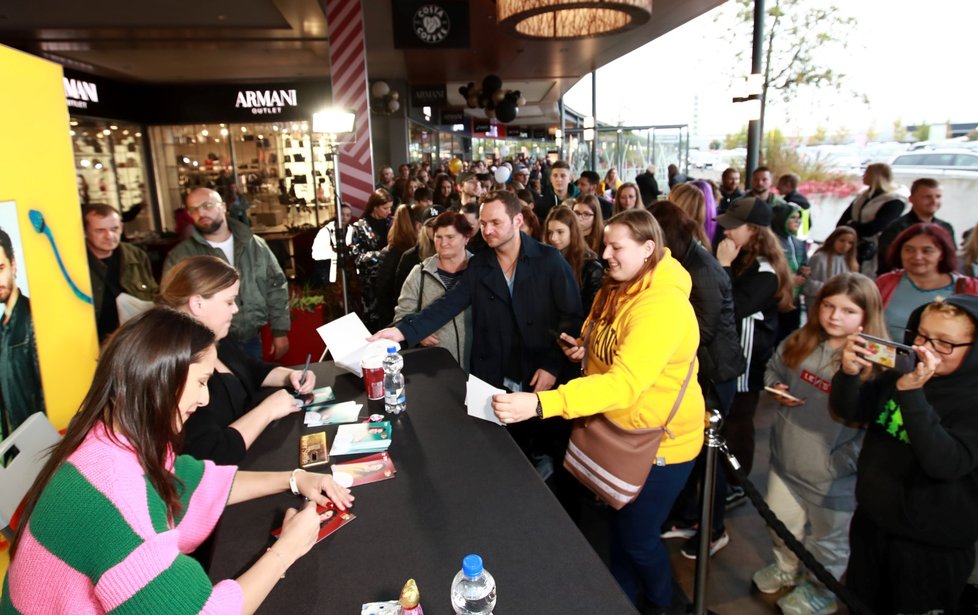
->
<box><xmin>382</xmin><ymin>347</ymin><xmax>406</xmax><ymax>414</ymax></box>
<box><xmin>450</xmin><ymin>554</ymin><xmax>496</xmax><ymax>615</ymax></box>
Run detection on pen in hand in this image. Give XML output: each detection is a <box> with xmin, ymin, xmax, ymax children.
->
<box><xmin>298</xmin><ymin>353</ymin><xmax>312</xmax><ymax>388</ymax></box>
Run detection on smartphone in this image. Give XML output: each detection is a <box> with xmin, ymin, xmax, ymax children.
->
<box><xmin>550</xmin><ymin>329</ymin><xmax>578</xmax><ymax>349</ymax></box>
<box><xmin>764</xmin><ymin>386</ymin><xmax>803</xmax><ymax>403</ymax></box>
<box><xmin>858</xmin><ymin>334</ymin><xmax>918</xmax><ymax>373</ymax></box>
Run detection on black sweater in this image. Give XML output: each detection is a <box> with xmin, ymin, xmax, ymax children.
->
<box><xmin>181</xmin><ymin>339</ymin><xmax>278</xmax><ymax>465</ymax></box>
<box><xmin>829</xmin><ymin>295</ymin><xmax>978</xmax><ymax>548</ymax></box>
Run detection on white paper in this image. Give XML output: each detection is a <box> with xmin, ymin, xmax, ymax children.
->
<box><xmin>465</xmin><ymin>374</ymin><xmax>505</xmax><ymax>425</ymax></box>
<box><xmin>316</xmin><ymin>313</ymin><xmax>399</xmax><ymax>377</ymax></box>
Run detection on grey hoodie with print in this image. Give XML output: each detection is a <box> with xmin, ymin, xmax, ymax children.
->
<box><xmin>765</xmin><ymin>338</ymin><xmax>864</xmax><ymax>511</ymax></box>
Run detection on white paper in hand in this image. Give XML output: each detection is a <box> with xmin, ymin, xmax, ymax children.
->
<box><xmin>465</xmin><ymin>374</ymin><xmax>505</xmax><ymax>425</ymax></box>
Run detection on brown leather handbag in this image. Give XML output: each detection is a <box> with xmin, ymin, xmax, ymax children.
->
<box><xmin>563</xmin><ymin>359</ymin><xmax>695</xmax><ymax>510</ymax></box>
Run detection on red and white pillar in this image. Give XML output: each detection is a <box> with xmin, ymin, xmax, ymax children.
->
<box><xmin>325</xmin><ymin>0</ymin><xmax>375</xmax><ymax>213</ymax></box>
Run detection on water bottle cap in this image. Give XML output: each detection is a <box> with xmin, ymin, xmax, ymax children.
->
<box><xmin>462</xmin><ymin>553</ymin><xmax>483</xmax><ymax>577</ymax></box>
<box><xmin>387</xmin><ymin>346</ymin><xmax>397</xmax><ymax>354</ymax></box>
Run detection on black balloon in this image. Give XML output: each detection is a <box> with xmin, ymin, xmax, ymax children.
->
<box><xmin>496</xmin><ymin>100</ymin><xmax>518</xmax><ymax>123</ymax></box>
<box><xmin>482</xmin><ymin>74</ymin><xmax>502</xmax><ymax>96</ymax></box>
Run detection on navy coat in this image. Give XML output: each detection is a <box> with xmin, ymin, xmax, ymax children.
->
<box><xmin>397</xmin><ymin>233</ymin><xmax>583</xmax><ymax>388</ymax></box>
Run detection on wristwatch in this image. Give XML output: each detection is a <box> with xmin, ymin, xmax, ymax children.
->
<box><xmin>535</xmin><ymin>395</ymin><xmax>544</xmax><ymax>419</ymax></box>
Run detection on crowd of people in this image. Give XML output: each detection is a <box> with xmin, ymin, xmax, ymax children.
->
<box><xmin>3</xmin><ymin>154</ymin><xmax>978</xmax><ymax>615</ymax></box>
<box><xmin>358</xmin><ymin>158</ymin><xmax>978</xmax><ymax>615</ymax></box>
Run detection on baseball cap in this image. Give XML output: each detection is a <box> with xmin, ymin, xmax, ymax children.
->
<box><xmin>457</xmin><ymin>172</ymin><xmax>478</xmax><ymax>185</ymax></box>
<box><xmin>514</xmin><ymin>164</ymin><xmax>529</xmax><ymax>175</ymax></box>
<box><xmin>715</xmin><ymin>196</ymin><xmax>773</xmax><ymax>229</ymax></box>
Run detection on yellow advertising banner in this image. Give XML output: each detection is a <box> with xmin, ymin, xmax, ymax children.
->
<box><xmin>0</xmin><ymin>45</ymin><xmax>98</xmax><ymax>575</ymax></box>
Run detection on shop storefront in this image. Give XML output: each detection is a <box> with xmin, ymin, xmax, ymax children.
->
<box><xmin>64</xmin><ymin>71</ymin><xmax>154</xmax><ymax>235</ymax></box>
<box><xmin>62</xmin><ymin>71</ymin><xmax>334</xmax><ymax>237</ymax></box>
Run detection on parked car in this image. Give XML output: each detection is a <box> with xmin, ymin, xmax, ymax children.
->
<box><xmin>890</xmin><ymin>149</ymin><xmax>978</xmax><ymax>176</ymax></box>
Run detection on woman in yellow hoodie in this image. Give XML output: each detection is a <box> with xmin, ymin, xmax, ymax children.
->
<box><xmin>494</xmin><ymin>208</ymin><xmax>704</xmax><ymax>611</ymax></box>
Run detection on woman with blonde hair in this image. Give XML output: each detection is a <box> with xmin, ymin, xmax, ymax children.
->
<box><xmin>669</xmin><ymin>182</ymin><xmax>712</xmax><ymax>249</ymax></box>
<box><xmin>803</xmin><ymin>226</ymin><xmax>859</xmax><ymax>308</ymax></box>
<box><xmin>836</xmin><ymin>162</ymin><xmax>908</xmax><ymax>274</ymax></box>
<box><xmin>158</xmin><ymin>256</ymin><xmax>312</xmax><ymax>464</ymax></box>
<box><xmin>493</xmin><ymin>209</ymin><xmax>704</xmax><ymax>611</ymax></box>
<box><xmin>613</xmin><ymin>182</ymin><xmax>642</xmax><ymax>214</ymax></box>
<box><xmin>375</xmin><ymin>204</ymin><xmax>424</xmax><ymax>327</ymax></box>
<box><xmin>600</xmin><ymin>167</ymin><xmax>621</xmax><ymax>199</ymax></box>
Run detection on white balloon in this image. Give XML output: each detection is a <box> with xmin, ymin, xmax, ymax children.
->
<box><xmin>390</xmin><ymin>91</ymin><xmax>399</xmax><ymax>100</ymax></box>
<box><xmin>371</xmin><ymin>81</ymin><xmax>390</xmax><ymax>98</ymax></box>
<box><xmin>516</xmin><ymin>96</ymin><xmax>527</xmax><ymax>107</ymax></box>
<box><xmin>387</xmin><ymin>99</ymin><xmax>400</xmax><ymax>113</ymax></box>
<box><xmin>494</xmin><ymin>165</ymin><xmax>511</xmax><ymax>184</ymax></box>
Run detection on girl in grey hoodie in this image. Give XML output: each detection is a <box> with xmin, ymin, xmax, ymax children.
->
<box><xmin>754</xmin><ymin>273</ymin><xmax>887</xmax><ymax>615</ymax></box>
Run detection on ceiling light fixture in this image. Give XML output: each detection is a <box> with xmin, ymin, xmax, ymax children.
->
<box><xmin>497</xmin><ymin>0</ymin><xmax>652</xmax><ymax>40</ymax></box>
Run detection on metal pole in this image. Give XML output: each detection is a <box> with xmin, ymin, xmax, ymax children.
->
<box><xmin>745</xmin><ymin>0</ymin><xmax>765</xmax><ymax>177</ymax></box>
<box><xmin>590</xmin><ymin>70</ymin><xmax>597</xmax><ymax>170</ymax></box>
<box><xmin>692</xmin><ymin>410</ymin><xmax>723</xmax><ymax>615</ymax></box>
<box><xmin>328</xmin><ymin>141</ymin><xmax>350</xmax><ymax>315</ymax></box>
<box><xmin>559</xmin><ymin>97</ymin><xmax>566</xmax><ymax>160</ymax></box>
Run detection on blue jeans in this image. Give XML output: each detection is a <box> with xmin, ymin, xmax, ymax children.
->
<box><xmin>610</xmin><ymin>459</ymin><xmax>695</xmax><ymax>607</ymax></box>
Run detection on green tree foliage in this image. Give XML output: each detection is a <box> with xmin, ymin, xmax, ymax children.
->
<box><xmin>807</xmin><ymin>125</ymin><xmax>828</xmax><ymax>145</ymax></box>
<box><xmin>724</xmin><ymin>126</ymin><xmax>749</xmax><ymax>149</ymax></box>
<box><xmin>893</xmin><ymin>119</ymin><xmax>908</xmax><ymax>142</ymax></box>
<box><xmin>913</xmin><ymin>121</ymin><xmax>929</xmax><ymax>142</ymax></box>
<box><xmin>721</xmin><ymin>0</ymin><xmax>863</xmax><ymax>146</ymax></box>
<box><xmin>830</xmin><ymin>125</ymin><xmax>851</xmax><ymax>145</ymax></box>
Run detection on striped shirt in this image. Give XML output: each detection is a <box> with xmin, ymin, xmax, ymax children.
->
<box><xmin>1</xmin><ymin>423</ymin><xmax>241</xmax><ymax>614</ymax></box>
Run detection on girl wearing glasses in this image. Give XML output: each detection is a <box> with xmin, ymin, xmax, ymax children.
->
<box><xmin>571</xmin><ymin>195</ymin><xmax>605</xmax><ymax>254</ymax></box>
<box><xmin>833</xmin><ymin>294</ymin><xmax>978</xmax><ymax>615</ymax></box>
<box><xmin>875</xmin><ymin>223</ymin><xmax>978</xmax><ymax>341</ymax></box>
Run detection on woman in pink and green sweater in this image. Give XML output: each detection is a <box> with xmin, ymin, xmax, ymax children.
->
<box><xmin>1</xmin><ymin>308</ymin><xmax>353</xmax><ymax>614</ymax></box>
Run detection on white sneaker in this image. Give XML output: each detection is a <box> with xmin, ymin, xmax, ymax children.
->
<box><xmin>752</xmin><ymin>563</ymin><xmax>803</xmax><ymax>594</ymax></box>
<box><xmin>776</xmin><ymin>582</ymin><xmax>838</xmax><ymax>615</ymax></box>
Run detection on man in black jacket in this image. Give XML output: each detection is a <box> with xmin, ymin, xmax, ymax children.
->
<box><xmin>635</xmin><ymin>164</ymin><xmax>661</xmax><ymax>207</ymax></box>
<box><xmin>876</xmin><ymin>178</ymin><xmax>955</xmax><ymax>275</ymax></box>
<box><xmin>534</xmin><ymin>160</ymin><xmax>578</xmax><ymax>222</ymax></box>
<box><xmin>372</xmin><ymin>190</ymin><xmax>583</xmax><ymax>392</ymax></box>
<box><xmin>576</xmin><ymin>170</ymin><xmax>614</xmax><ymax>219</ymax></box>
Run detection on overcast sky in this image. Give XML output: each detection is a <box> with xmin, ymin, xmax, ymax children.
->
<box><xmin>564</xmin><ymin>0</ymin><xmax>978</xmax><ymax>140</ymax></box>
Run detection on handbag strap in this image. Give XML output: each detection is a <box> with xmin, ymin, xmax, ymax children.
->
<box><xmin>661</xmin><ymin>359</ymin><xmax>696</xmax><ymax>438</ymax></box>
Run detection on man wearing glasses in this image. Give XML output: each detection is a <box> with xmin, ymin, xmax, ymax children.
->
<box><xmin>164</xmin><ymin>187</ymin><xmax>290</xmax><ymax>359</ymax></box>
<box><xmin>83</xmin><ymin>204</ymin><xmax>158</xmax><ymax>341</ymax></box>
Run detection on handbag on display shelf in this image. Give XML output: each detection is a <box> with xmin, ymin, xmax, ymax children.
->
<box><xmin>563</xmin><ymin>346</ymin><xmax>695</xmax><ymax>510</ymax></box>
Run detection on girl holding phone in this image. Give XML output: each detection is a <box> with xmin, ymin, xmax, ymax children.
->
<box><xmin>756</xmin><ymin>273</ymin><xmax>886</xmax><ymax>614</ymax></box>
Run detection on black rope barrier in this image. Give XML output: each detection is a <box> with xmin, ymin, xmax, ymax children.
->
<box><xmin>716</xmin><ymin>442</ymin><xmax>876</xmax><ymax>615</ymax></box>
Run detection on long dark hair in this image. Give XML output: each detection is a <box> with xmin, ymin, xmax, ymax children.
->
<box><xmin>732</xmin><ymin>223</ymin><xmax>795</xmax><ymax>312</ymax></box>
<box><xmin>648</xmin><ymin>200</ymin><xmax>700</xmax><ymax>257</ymax></box>
<box><xmin>544</xmin><ymin>205</ymin><xmax>595</xmax><ymax>285</ymax></box>
<box><xmin>10</xmin><ymin>308</ymin><xmax>216</xmax><ymax>556</ymax></box>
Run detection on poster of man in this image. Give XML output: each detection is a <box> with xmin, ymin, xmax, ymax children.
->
<box><xmin>0</xmin><ymin>201</ymin><xmax>46</xmax><ymax>441</ymax></box>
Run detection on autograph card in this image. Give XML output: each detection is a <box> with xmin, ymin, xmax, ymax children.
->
<box><xmin>296</xmin><ymin>386</ymin><xmax>336</xmax><ymax>408</ymax></box>
<box><xmin>332</xmin><ymin>452</ymin><xmax>397</xmax><ymax>488</ymax></box>
<box><xmin>271</xmin><ymin>501</ymin><xmax>355</xmax><ymax>543</ymax></box>
<box><xmin>299</xmin><ymin>431</ymin><xmax>329</xmax><ymax>467</ymax></box>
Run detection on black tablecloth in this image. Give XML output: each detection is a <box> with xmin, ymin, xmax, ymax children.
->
<box><xmin>207</xmin><ymin>347</ymin><xmax>637</xmax><ymax>614</ymax></box>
